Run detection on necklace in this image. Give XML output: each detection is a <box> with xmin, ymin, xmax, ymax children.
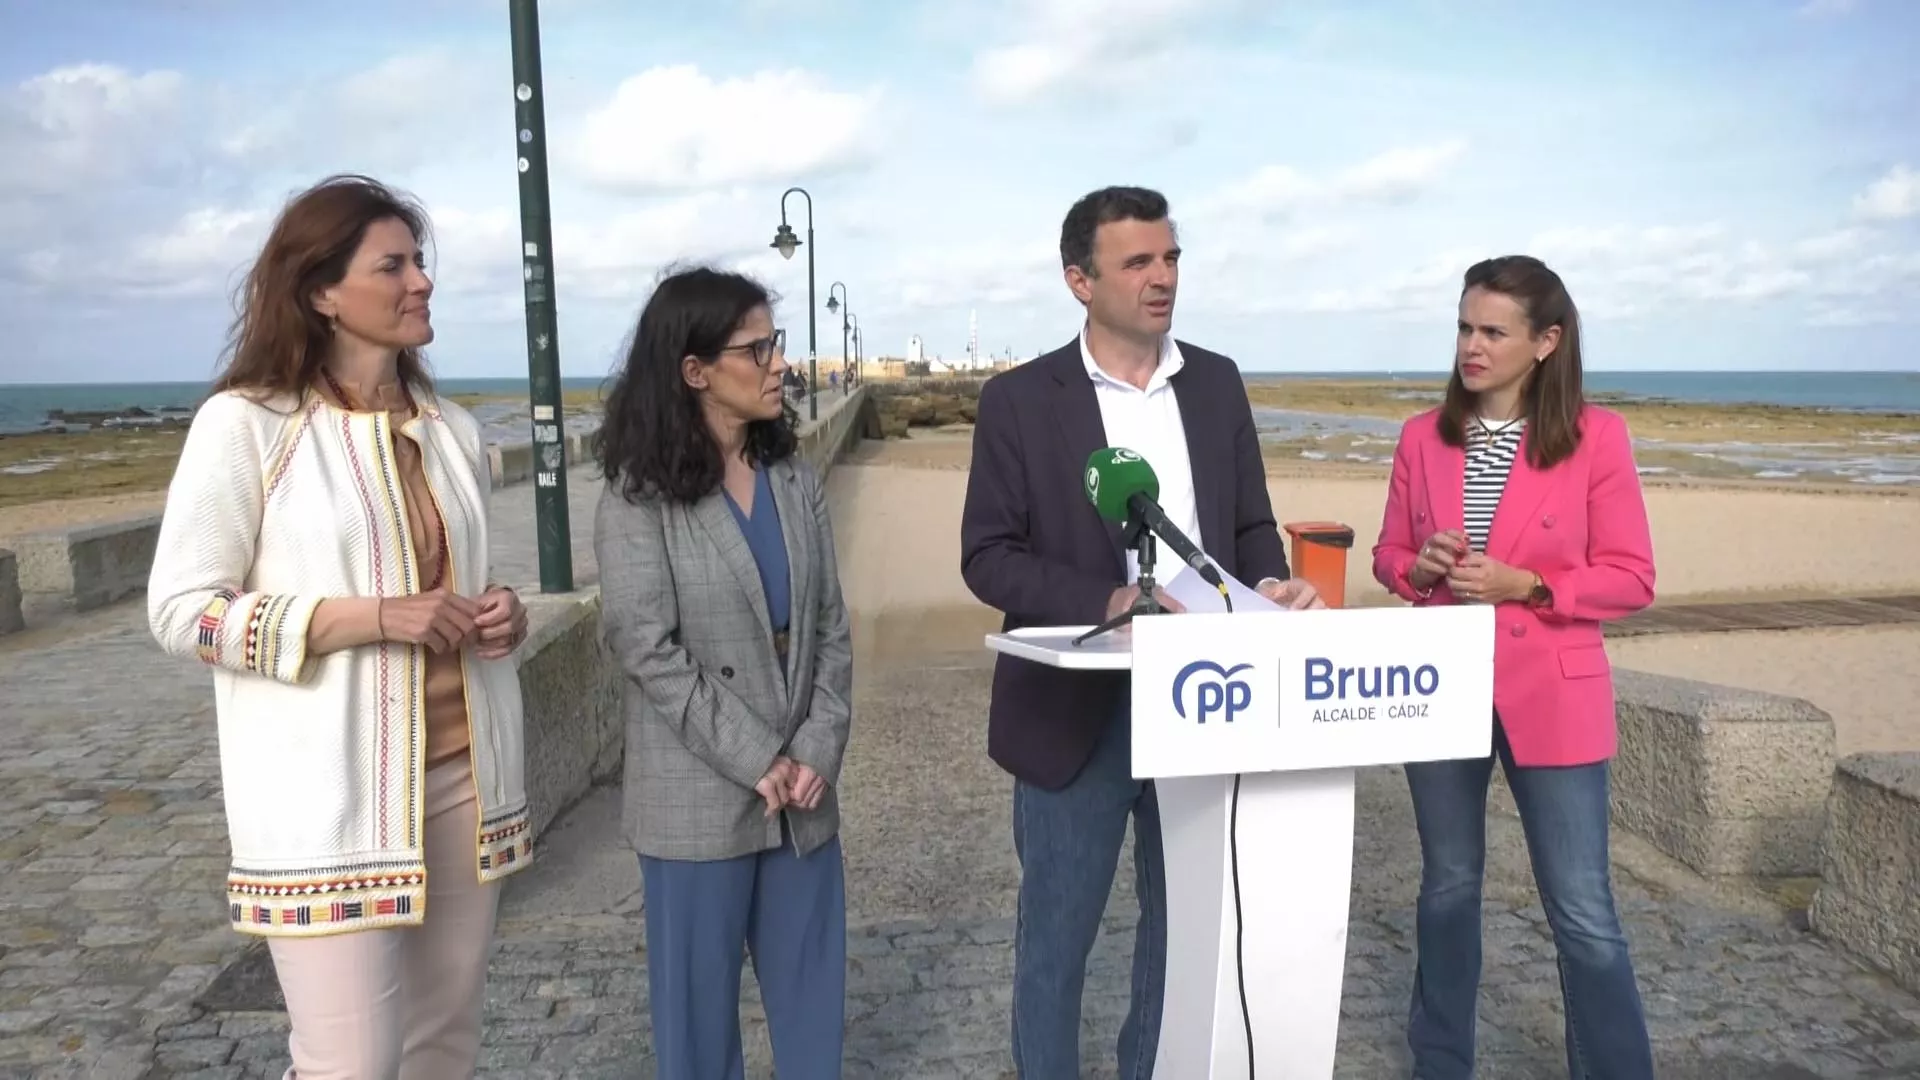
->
<box><xmin>1472</xmin><ymin>414</ymin><xmax>1524</xmax><ymax>439</ymax></box>
<box><xmin>319</xmin><ymin>367</ymin><xmax>448</xmax><ymax>592</ymax></box>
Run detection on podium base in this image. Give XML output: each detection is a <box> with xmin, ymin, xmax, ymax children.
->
<box><xmin>1154</xmin><ymin>768</ymin><xmax>1357</xmax><ymax>1079</ymax></box>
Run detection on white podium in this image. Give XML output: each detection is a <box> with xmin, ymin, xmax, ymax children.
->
<box><xmin>986</xmin><ymin>605</ymin><xmax>1494</xmax><ymax>1079</ymax></box>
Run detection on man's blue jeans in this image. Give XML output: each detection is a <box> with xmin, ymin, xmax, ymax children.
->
<box><xmin>1403</xmin><ymin>723</ymin><xmax>1655</xmax><ymax>1080</ymax></box>
<box><xmin>1010</xmin><ymin>710</ymin><xmax>1166</xmax><ymax>1079</ymax></box>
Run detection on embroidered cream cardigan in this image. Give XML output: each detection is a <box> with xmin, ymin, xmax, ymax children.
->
<box><xmin>147</xmin><ymin>389</ymin><xmax>533</xmax><ymax>938</ymax></box>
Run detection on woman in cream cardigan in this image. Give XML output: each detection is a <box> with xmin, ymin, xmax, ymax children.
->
<box><xmin>147</xmin><ymin>174</ymin><xmax>533</xmax><ymax>1078</ymax></box>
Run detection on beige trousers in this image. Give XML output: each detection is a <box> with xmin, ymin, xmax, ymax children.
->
<box><xmin>267</xmin><ymin>758</ymin><xmax>501</xmax><ymax>1079</ymax></box>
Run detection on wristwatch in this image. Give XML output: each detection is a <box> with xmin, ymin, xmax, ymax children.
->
<box><xmin>1526</xmin><ymin>572</ymin><xmax>1552</xmax><ymax>608</ymax></box>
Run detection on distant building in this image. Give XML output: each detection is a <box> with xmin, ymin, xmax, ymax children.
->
<box><xmin>907</xmin><ymin>335</ymin><xmax>924</xmax><ymax>366</ymax></box>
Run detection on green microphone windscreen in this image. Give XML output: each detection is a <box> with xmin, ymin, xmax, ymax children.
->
<box><xmin>1083</xmin><ymin>447</ymin><xmax>1160</xmax><ymax>523</ymax></box>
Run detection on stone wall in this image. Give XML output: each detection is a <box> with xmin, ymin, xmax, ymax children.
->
<box><xmin>1610</xmin><ymin>668</ymin><xmax>1836</xmax><ymax>877</ymax></box>
<box><xmin>1809</xmin><ymin>753</ymin><xmax>1920</xmax><ymax>995</ymax></box>
<box><xmin>488</xmin><ymin>430</ymin><xmax>596</xmax><ymax>490</ymax></box>
<box><xmin>6</xmin><ymin>426</ymin><xmax>598</xmax><ymax>629</ymax></box>
<box><xmin>514</xmin><ymin>591</ymin><xmax>623</xmax><ymax>838</ymax></box>
<box><xmin>0</xmin><ymin>548</ymin><xmax>21</xmax><ymax>636</ymax></box>
<box><xmin>13</xmin><ymin>516</ymin><xmax>161</xmax><ymax>612</ymax></box>
<box><xmin>797</xmin><ymin>386</ymin><xmax>872</xmax><ymax>473</ymax></box>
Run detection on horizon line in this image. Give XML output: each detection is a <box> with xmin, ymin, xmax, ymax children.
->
<box><xmin>5</xmin><ymin>367</ymin><xmax>1919</xmax><ymax>389</ymax></box>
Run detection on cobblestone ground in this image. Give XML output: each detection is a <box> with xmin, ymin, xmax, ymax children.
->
<box><xmin>8</xmin><ymin>457</ymin><xmax>1920</xmax><ymax>1077</ymax></box>
<box><xmin>145</xmin><ymin>775</ymin><xmax>1920</xmax><ymax>1080</ymax></box>
<box><xmin>0</xmin><ymin>468</ymin><xmax>604</xmax><ymax>1079</ymax></box>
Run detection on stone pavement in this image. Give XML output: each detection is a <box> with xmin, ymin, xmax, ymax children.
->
<box><xmin>0</xmin><ymin>468</ymin><xmax>604</xmax><ymax>1079</ymax></box>
<box><xmin>6</xmin><ymin>460</ymin><xmax>1920</xmax><ymax>1077</ymax></box>
<box><xmin>147</xmin><ymin>651</ymin><xmax>1920</xmax><ymax>1079</ymax></box>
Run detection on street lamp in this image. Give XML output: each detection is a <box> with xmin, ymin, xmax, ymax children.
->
<box><xmin>771</xmin><ymin>187</ymin><xmax>817</xmax><ymax>420</ymax></box>
<box><xmin>827</xmin><ymin>281</ymin><xmax>850</xmax><ymax>391</ymax></box>
<box><xmin>845</xmin><ymin>312</ymin><xmax>860</xmax><ymax>388</ymax></box>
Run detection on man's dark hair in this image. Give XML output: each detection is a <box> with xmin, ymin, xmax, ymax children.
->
<box><xmin>1060</xmin><ymin>186</ymin><xmax>1171</xmax><ymax>276</ymax></box>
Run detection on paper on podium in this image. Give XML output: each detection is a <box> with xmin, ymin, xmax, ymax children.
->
<box><xmin>1160</xmin><ymin>558</ymin><xmax>1282</xmax><ymax>614</ymax></box>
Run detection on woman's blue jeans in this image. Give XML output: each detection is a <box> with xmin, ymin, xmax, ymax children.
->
<box><xmin>1402</xmin><ymin>724</ymin><xmax>1655</xmax><ymax>1080</ymax></box>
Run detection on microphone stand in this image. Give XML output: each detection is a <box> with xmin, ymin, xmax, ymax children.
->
<box><xmin>1074</xmin><ymin>517</ymin><xmax>1162</xmax><ymax>646</ymax></box>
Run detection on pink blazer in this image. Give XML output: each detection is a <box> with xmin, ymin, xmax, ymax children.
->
<box><xmin>1371</xmin><ymin>405</ymin><xmax>1655</xmax><ymax>767</ymax></box>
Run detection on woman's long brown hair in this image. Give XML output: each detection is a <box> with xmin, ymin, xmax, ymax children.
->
<box><xmin>210</xmin><ymin>174</ymin><xmax>435</xmax><ymax>404</ymax></box>
<box><xmin>1437</xmin><ymin>255</ymin><xmax>1586</xmax><ymax>470</ymax></box>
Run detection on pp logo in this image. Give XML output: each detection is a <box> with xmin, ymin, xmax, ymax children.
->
<box><xmin>1111</xmin><ymin>448</ymin><xmax>1143</xmax><ymax>463</ymax></box>
<box><xmin>1172</xmin><ymin>660</ymin><xmax>1254</xmax><ymax>724</ymax></box>
<box><xmin>1085</xmin><ymin>466</ymin><xmax>1099</xmax><ymax>500</ymax></box>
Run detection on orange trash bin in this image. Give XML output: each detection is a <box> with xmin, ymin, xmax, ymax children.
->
<box><xmin>1283</xmin><ymin>521</ymin><xmax>1356</xmax><ymax>609</ymax></box>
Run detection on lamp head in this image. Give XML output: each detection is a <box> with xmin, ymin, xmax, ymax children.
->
<box><xmin>825</xmin><ymin>295</ymin><xmax>840</xmax><ymax>314</ymax></box>
<box><xmin>770</xmin><ymin>224</ymin><xmax>800</xmax><ymax>260</ymax></box>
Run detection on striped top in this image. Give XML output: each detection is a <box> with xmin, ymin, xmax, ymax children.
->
<box><xmin>1463</xmin><ymin>417</ymin><xmax>1526</xmax><ymax>553</ymax></box>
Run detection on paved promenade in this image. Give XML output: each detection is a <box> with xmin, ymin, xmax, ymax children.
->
<box><xmin>3</xmin><ymin>458</ymin><xmax>1919</xmax><ymax>1077</ymax></box>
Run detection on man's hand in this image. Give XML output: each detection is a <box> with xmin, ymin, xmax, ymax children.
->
<box><xmin>1106</xmin><ymin>583</ymin><xmax>1186</xmax><ymax>623</ymax></box>
<box><xmin>1256</xmin><ymin>577</ymin><xmax>1326</xmax><ymax>610</ymax></box>
<box><xmin>1446</xmin><ymin>553</ymin><xmax>1535</xmax><ymax>605</ymax></box>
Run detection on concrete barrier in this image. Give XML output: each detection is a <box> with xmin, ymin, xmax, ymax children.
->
<box><xmin>488</xmin><ymin>431</ymin><xmax>594</xmax><ymax>491</ymax></box>
<box><xmin>0</xmin><ymin>548</ymin><xmax>21</xmax><ymax>636</ymax></box>
<box><xmin>514</xmin><ymin>592</ymin><xmax>623</xmax><ymax>838</ymax></box>
<box><xmin>797</xmin><ymin>386</ymin><xmax>872</xmax><ymax>477</ymax></box>
<box><xmin>1609</xmin><ymin>668</ymin><xmax>1835</xmax><ymax>877</ymax></box>
<box><xmin>13</xmin><ymin>515</ymin><xmax>161</xmax><ymax>612</ymax></box>
<box><xmin>1809</xmin><ymin>753</ymin><xmax>1920</xmax><ymax>995</ymax></box>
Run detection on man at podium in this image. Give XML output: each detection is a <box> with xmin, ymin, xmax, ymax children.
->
<box><xmin>960</xmin><ymin>185</ymin><xmax>1321</xmax><ymax>1078</ymax></box>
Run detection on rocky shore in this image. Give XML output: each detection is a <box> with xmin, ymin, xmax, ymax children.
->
<box><xmin>5</xmin><ymin>406</ymin><xmax>195</xmax><ymax>437</ymax></box>
<box><xmin>865</xmin><ymin>377</ymin><xmax>984</xmax><ymax>438</ymax></box>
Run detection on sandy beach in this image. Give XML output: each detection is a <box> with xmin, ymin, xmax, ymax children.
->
<box><xmin>8</xmin><ymin>385</ymin><xmax>1918</xmax><ymax>761</ymax></box>
<box><xmin>830</xmin><ymin>430</ymin><xmax>1920</xmax><ymax>760</ymax></box>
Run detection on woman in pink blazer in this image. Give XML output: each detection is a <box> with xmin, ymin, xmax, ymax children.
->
<box><xmin>1372</xmin><ymin>255</ymin><xmax>1657</xmax><ymax>1080</ymax></box>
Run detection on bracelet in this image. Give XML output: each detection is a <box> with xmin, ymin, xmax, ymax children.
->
<box><xmin>375</xmin><ymin>597</ymin><xmax>386</xmax><ymax>639</ymax></box>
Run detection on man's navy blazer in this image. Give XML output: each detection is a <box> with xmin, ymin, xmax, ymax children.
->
<box><xmin>959</xmin><ymin>338</ymin><xmax>1291</xmax><ymax>791</ymax></box>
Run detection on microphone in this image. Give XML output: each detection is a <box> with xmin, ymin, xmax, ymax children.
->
<box><xmin>1083</xmin><ymin>448</ymin><xmax>1225</xmax><ymax>590</ymax></box>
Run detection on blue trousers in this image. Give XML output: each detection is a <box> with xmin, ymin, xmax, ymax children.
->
<box><xmin>1403</xmin><ymin>723</ymin><xmax>1654</xmax><ymax>1080</ymax></box>
<box><xmin>638</xmin><ymin>833</ymin><xmax>846</xmax><ymax>1079</ymax></box>
<box><xmin>1011</xmin><ymin>709</ymin><xmax>1167</xmax><ymax>1079</ymax></box>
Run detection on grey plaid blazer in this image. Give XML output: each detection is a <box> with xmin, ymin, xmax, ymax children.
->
<box><xmin>594</xmin><ymin>457</ymin><xmax>853</xmax><ymax>861</ymax></box>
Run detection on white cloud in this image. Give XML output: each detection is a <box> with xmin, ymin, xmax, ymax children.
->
<box><xmin>1283</xmin><ymin>248</ymin><xmax>1488</xmax><ymax>318</ymax></box>
<box><xmin>1286</xmin><ymin>214</ymin><xmax>1919</xmax><ymax>329</ymax></box>
<box><xmin>219</xmin><ymin>48</ymin><xmax>501</xmax><ymax>174</ymax></box>
<box><xmin>0</xmin><ymin>64</ymin><xmax>188</xmax><ymax>195</ymax></box>
<box><xmin>1191</xmin><ymin>141</ymin><xmax>1468</xmax><ymax>221</ymax></box>
<box><xmin>970</xmin><ymin>0</ymin><xmax>1231</xmax><ymax>104</ymax></box>
<box><xmin>1335</xmin><ymin>141</ymin><xmax>1469</xmax><ymax>202</ymax></box>
<box><xmin>1853</xmin><ymin>164</ymin><xmax>1919</xmax><ymax>221</ymax></box>
<box><xmin>572</xmin><ymin>65</ymin><xmax>883</xmax><ymax>193</ymax></box>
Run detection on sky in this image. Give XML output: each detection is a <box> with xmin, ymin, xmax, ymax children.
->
<box><xmin>0</xmin><ymin>0</ymin><xmax>1916</xmax><ymax>385</ymax></box>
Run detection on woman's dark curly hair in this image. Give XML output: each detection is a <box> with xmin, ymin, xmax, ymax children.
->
<box><xmin>596</xmin><ymin>265</ymin><xmax>798</xmax><ymax>504</ymax></box>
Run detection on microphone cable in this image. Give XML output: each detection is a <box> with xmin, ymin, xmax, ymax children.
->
<box><xmin>1217</xmin><ymin>585</ymin><xmax>1256</xmax><ymax>1076</ymax></box>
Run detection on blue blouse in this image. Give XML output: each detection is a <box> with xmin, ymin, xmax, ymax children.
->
<box><xmin>722</xmin><ymin>466</ymin><xmax>791</xmax><ymax>632</ymax></box>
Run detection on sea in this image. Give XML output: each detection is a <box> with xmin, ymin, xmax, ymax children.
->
<box><xmin>5</xmin><ymin>371</ymin><xmax>1919</xmax><ymax>437</ymax></box>
<box><xmin>5</xmin><ymin>370</ymin><xmax>1919</xmax><ymax>485</ymax></box>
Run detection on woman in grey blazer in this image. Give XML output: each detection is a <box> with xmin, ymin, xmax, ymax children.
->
<box><xmin>592</xmin><ymin>266</ymin><xmax>854</xmax><ymax>1079</ymax></box>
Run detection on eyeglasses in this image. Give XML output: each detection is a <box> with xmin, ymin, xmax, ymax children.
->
<box><xmin>718</xmin><ymin>328</ymin><xmax>786</xmax><ymax>368</ymax></box>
